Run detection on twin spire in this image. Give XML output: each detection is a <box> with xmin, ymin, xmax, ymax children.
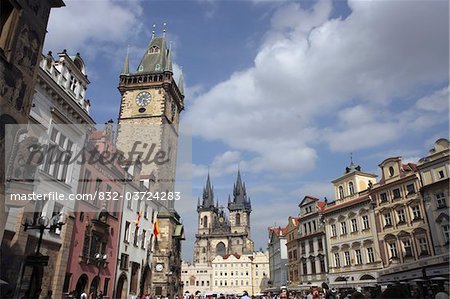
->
<box><xmin>197</xmin><ymin>168</ymin><xmax>252</xmax><ymax>212</ymax></box>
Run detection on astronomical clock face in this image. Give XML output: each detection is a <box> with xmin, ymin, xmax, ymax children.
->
<box><xmin>135</xmin><ymin>91</ymin><xmax>151</xmax><ymax>107</ymax></box>
<box><xmin>219</xmin><ymin>216</ymin><xmax>224</xmax><ymax>224</ymax></box>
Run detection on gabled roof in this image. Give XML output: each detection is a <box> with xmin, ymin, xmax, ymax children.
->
<box><xmin>298</xmin><ymin>195</ymin><xmax>320</xmax><ymax>207</ymax></box>
<box><xmin>268</xmin><ymin>224</ymin><xmax>289</xmax><ymax>238</ymax></box>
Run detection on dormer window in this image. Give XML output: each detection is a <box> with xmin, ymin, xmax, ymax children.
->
<box><xmin>138</xmin><ymin>65</ymin><xmax>144</xmax><ymax>72</ymax></box>
<box><xmin>148</xmin><ymin>46</ymin><xmax>160</xmax><ymax>54</ymax></box>
<box><xmin>155</xmin><ymin>63</ymin><xmax>161</xmax><ymax>71</ymax></box>
<box><xmin>389</xmin><ymin>166</ymin><xmax>395</xmax><ymax>177</ymax></box>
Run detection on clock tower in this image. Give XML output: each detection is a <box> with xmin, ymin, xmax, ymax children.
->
<box><xmin>116</xmin><ymin>32</ymin><xmax>185</xmax><ymax>209</ymax></box>
<box><xmin>116</xmin><ymin>29</ymin><xmax>185</xmax><ymax>298</ymax></box>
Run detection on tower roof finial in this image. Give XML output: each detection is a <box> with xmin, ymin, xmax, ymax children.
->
<box><xmin>152</xmin><ymin>24</ymin><xmax>156</xmax><ymax>38</ymax></box>
<box><xmin>121</xmin><ymin>45</ymin><xmax>130</xmax><ymax>75</ymax></box>
<box><xmin>350</xmin><ymin>152</ymin><xmax>353</xmax><ymax>164</ymax></box>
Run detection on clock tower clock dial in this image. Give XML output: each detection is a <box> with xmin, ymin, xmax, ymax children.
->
<box><xmin>135</xmin><ymin>91</ymin><xmax>152</xmax><ymax>107</ymax></box>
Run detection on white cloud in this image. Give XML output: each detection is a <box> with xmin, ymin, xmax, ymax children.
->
<box><xmin>416</xmin><ymin>87</ymin><xmax>449</xmax><ymax>112</ymax></box>
<box><xmin>184</xmin><ymin>0</ymin><xmax>448</xmax><ymax>171</ymax></box>
<box><xmin>44</xmin><ymin>0</ymin><xmax>144</xmax><ymax>58</ymax></box>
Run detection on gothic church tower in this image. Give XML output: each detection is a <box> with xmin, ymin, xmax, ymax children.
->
<box><xmin>193</xmin><ymin>170</ymin><xmax>254</xmax><ymax>265</ymax></box>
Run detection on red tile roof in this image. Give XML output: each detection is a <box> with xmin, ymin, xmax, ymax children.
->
<box><xmin>317</xmin><ymin>201</ymin><xmax>327</xmax><ymax>211</ymax></box>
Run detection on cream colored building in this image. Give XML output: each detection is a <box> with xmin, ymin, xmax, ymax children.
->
<box><xmin>323</xmin><ymin>161</ymin><xmax>382</xmax><ymax>289</ymax></box>
<box><xmin>211</xmin><ymin>252</ymin><xmax>269</xmax><ymax>296</ymax></box>
<box><xmin>181</xmin><ymin>262</ymin><xmax>213</xmax><ymax>296</ymax></box>
<box><xmin>372</xmin><ymin>157</ymin><xmax>433</xmax><ymax>283</ymax></box>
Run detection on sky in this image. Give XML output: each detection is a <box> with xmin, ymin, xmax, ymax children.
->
<box><xmin>44</xmin><ymin>0</ymin><xmax>449</xmax><ymax>261</ymax></box>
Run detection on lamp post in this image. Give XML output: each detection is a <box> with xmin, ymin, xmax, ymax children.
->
<box><xmin>23</xmin><ymin>213</ymin><xmax>66</xmax><ymax>255</ymax></box>
<box><xmin>93</xmin><ymin>254</ymin><xmax>107</xmax><ymax>297</ymax></box>
<box><xmin>20</xmin><ymin>213</ymin><xmax>66</xmax><ymax>298</ymax></box>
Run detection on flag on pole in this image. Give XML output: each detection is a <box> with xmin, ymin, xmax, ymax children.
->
<box><xmin>153</xmin><ymin>211</ymin><xmax>159</xmax><ymax>237</ymax></box>
<box><xmin>135</xmin><ymin>210</ymin><xmax>142</xmax><ymax>227</ymax></box>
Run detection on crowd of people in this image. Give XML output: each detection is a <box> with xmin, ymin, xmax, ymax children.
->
<box><xmin>183</xmin><ymin>286</ymin><xmax>449</xmax><ymax>299</ymax></box>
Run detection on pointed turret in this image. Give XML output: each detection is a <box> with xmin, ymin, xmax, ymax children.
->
<box><xmin>165</xmin><ymin>42</ymin><xmax>173</xmax><ymax>72</ymax></box>
<box><xmin>201</xmin><ymin>173</ymin><xmax>214</xmax><ymax>208</ymax></box>
<box><xmin>178</xmin><ymin>73</ymin><xmax>185</xmax><ymax>96</ymax></box>
<box><xmin>121</xmin><ymin>48</ymin><xmax>130</xmax><ymax>75</ymax></box>
<box><xmin>228</xmin><ymin>168</ymin><xmax>251</xmax><ymax>212</ymax></box>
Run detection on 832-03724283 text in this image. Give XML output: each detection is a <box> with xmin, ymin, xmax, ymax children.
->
<box><xmin>9</xmin><ymin>191</ymin><xmax>181</xmax><ymax>201</ymax></box>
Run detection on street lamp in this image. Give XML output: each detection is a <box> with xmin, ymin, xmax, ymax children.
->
<box><xmin>23</xmin><ymin>213</ymin><xmax>66</xmax><ymax>255</ymax></box>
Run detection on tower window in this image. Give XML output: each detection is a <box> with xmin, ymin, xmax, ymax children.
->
<box><xmin>349</xmin><ymin>182</ymin><xmax>355</xmax><ymax>195</ymax></box>
<box><xmin>203</xmin><ymin>216</ymin><xmax>208</xmax><ymax>228</ymax></box>
<box><xmin>338</xmin><ymin>186</ymin><xmax>344</xmax><ymax>199</ymax></box>
<box><xmin>148</xmin><ymin>46</ymin><xmax>160</xmax><ymax>54</ymax></box>
<box><xmin>236</xmin><ymin>213</ymin><xmax>241</xmax><ymax>226</ymax></box>
<box><xmin>216</xmin><ymin>242</ymin><xmax>226</xmax><ymax>257</ymax></box>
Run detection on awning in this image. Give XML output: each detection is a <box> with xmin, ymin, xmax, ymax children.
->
<box><xmin>426</xmin><ymin>265</ymin><xmax>450</xmax><ymax>277</ymax></box>
<box><xmin>378</xmin><ymin>268</ymin><xmax>423</xmax><ymax>283</ymax></box>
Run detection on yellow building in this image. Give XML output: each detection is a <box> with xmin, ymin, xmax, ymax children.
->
<box><xmin>323</xmin><ymin>161</ymin><xmax>382</xmax><ymax>290</ymax></box>
<box><xmin>211</xmin><ymin>252</ymin><xmax>269</xmax><ymax>296</ymax></box>
<box><xmin>285</xmin><ymin>216</ymin><xmax>300</xmax><ymax>287</ymax></box>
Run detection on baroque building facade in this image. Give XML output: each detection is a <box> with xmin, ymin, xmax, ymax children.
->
<box><xmin>375</xmin><ymin>141</ymin><xmax>450</xmax><ymax>284</ymax></box>
<box><xmin>297</xmin><ymin>196</ymin><xmax>327</xmax><ymax>290</ymax></box>
<box><xmin>1</xmin><ymin>51</ymin><xmax>95</xmax><ymax>298</ymax></box>
<box><xmin>372</xmin><ymin>157</ymin><xmax>433</xmax><ymax>282</ymax></box>
<box><xmin>115</xmin><ymin>30</ymin><xmax>185</xmax><ymax>298</ymax></box>
<box><xmin>285</xmin><ymin>216</ymin><xmax>300</xmax><ymax>287</ymax></box>
<box><xmin>193</xmin><ymin>171</ymin><xmax>254</xmax><ymax>265</ymax></box>
<box><xmin>65</xmin><ymin>123</ymin><xmax>125</xmax><ymax>298</ymax></box>
<box><xmin>211</xmin><ymin>252</ymin><xmax>269</xmax><ymax>296</ymax></box>
<box><xmin>323</xmin><ymin>161</ymin><xmax>382</xmax><ymax>290</ymax></box>
<box><xmin>0</xmin><ymin>0</ymin><xmax>64</xmax><ymax>273</ymax></box>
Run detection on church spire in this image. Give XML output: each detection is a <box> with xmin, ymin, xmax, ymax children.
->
<box><xmin>121</xmin><ymin>47</ymin><xmax>130</xmax><ymax>75</ymax></box>
<box><xmin>202</xmin><ymin>173</ymin><xmax>214</xmax><ymax>208</ymax></box>
<box><xmin>229</xmin><ymin>167</ymin><xmax>251</xmax><ymax>212</ymax></box>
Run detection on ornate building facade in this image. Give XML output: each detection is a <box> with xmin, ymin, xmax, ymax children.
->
<box><xmin>297</xmin><ymin>196</ymin><xmax>327</xmax><ymax>289</ymax></box>
<box><xmin>193</xmin><ymin>171</ymin><xmax>254</xmax><ymax>264</ymax></box>
<box><xmin>0</xmin><ymin>0</ymin><xmax>64</xmax><ymax>268</ymax></box>
<box><xmin>1</xmin><ymin>51</ymin><xmax>95</xmax><ymax>298</ymax></box>
<box><xmin>323</xmin><ymin>161</ymin><xmax>382</xmax><ymax>290</ymax></box>
<box><xmin>211</xmin><ymin>252</ymin><xmax>269</xmax><ymax>296</ymax></box>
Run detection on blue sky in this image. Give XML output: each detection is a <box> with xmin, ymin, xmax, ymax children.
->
<box><xmin>44</xmin><ymin>0</ymin><xmax>449</xmax><ymax>261</ymax></box>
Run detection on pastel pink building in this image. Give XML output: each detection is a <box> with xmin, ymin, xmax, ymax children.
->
<box><xmin>64</xmin><ymin>122</ymin><xmax>125</xmax><ymax>298</ymax></box>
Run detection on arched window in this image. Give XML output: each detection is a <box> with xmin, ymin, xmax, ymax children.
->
<box><xmin>216</xmin><ymin>242</ymin><xmax>226</xmax><ymax>257</ymax></box>
<box><xmin>338</xmin><ymin>186</ymin><xmax>344</xmax><ymax>199</ymax></box>
<box><xmin>349</xmin><ymin>182</ymin><xmax>355</xmax><ymax>195</ymax></box>
<box><xmin>236</xmin><ymin>213</ymin><xmax>241</xmax><ymax>226</ymax></box>
<box><xmin>203</xmin><ymin>216</ymin><xmax>208</xmax><ymax>228</ymax></box>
